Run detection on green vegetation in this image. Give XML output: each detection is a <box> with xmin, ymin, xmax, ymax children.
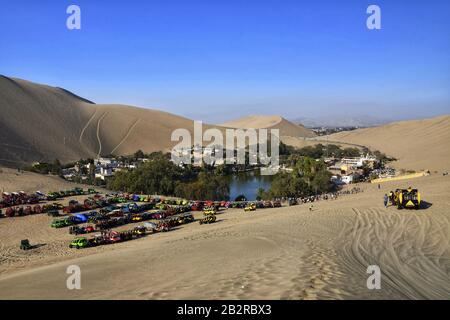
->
<box><xmin>26</xmin><ymin>159</ymin><xmax>62</xmax><ymax>175</ymax></box>
<box><xmin>279</xmin><ymin>142</ymin><xmax>395</xmax><ymax>168</ymax></box>
<box><xmin>280</xmin><ymin>142</ymin><xmax>361</xmax><ymax>161</ymax></box>
<box><xmin>372</xmin><ymin>150</ymin><xmax>396</xmax><ymax>166</ymax></box>
<box><xmin>62</xmin><ymin>158</ymin><xmax>94</xmax><ymax>169</ymax></box>
<box><xmin>175</xmin><ymin>172</ymin><xmax>229</xmax><ymax>201</ymax></box>
<box><xmin>258</xmin><ymin>156</ymin><xmax>334</xmax><ymax>199</ymax></box>
<box><xmin>107</xmin><ymin>154</ymin><xmax>229</xmax><ymax>200</ymax></box>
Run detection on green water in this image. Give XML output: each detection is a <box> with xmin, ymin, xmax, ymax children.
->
<box><xmin>228</xmin><ymin>170</ymin><xmax>274</xmax><ymax>201</ymax></box>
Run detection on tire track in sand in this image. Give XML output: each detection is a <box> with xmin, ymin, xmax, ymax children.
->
<box><xmin>110</xmin><ymin>118</ymin><xmax>140</xmax><ymax>155</ymax></box>
<box><xmin>339</xmin><ymin>207</ymin><xmax>450</xmax><ymax>299</ymax></box>
<box><xmin>78</xmin><ymin>109</ymin><xmax>98</xmax><ymax>155</ymax></box>
<box><xmin>96</xmin><ymin>112</ymin><xmax>108</xmax><ymax>158</ymax></box>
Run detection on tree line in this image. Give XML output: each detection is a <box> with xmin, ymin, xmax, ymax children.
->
<box><xmin>106</xmin><ymin>153</ymin><xmax>230</xmax><ymax>200</ymax></box>
<box><xmin>258</xmin><ymin>156</ymin><xmax>334</xmax><ymax>200</ymax></box>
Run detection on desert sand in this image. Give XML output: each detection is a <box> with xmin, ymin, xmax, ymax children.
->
<box><xmin>280</xmin><ymin>115</ymin><xmax>450</xmax><ymax>174</ymax></box>
<box><xmin>325</xmin><ymin>115</ymin><xmax>450</xmax><ymax>172</ymax></box>
<box><xmin>280</xmin><ymin>136</ymin><xmax>365</xmax><ymax>150</ymax></box>
<box><xmin>221</xmin><ymin>115</ymin><xmax>316</xmax><ymax>138</ymax></box>
<box><xmin>0</xmin><ymin>76</ymin><xmax>316</xmax><ymax>167</ymax></box>
<box><xmin>0</xmin><ymin>76</ymin><xmax>205</xmax><ymax>165</ymax></box>
<box><xmin>0</xmin><ymin>174</ymin><xmax>449</xmax><ymax>299</ymax></box>
<box><xmin>0</xmin><ymin>167</ymin><xmax>109</xmax><ymax>194</ymax></box>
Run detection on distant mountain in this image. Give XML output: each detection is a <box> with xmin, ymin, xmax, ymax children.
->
<box><xmin>293</xmin><ymin>115</ymin><xmax>393</xmax><ymax>128</ymax></box>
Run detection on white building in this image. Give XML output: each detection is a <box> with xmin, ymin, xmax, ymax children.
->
<box><xmin>341</xmin><ymin>175</ymin><xmax>354</xmax><ymax>184</ymax></box>
<box><xmin>331</xmin><ymin>174</ymin><xmax>354</xmax><ymax>185</ymax></box>
<box><xmin>96</xmin><ymin>157</ymin><xmax>118</xmax><ymax>167</ymax></box>
<box><xmin>341</xmin><ymin>154</ymin><xmax>377</xmax><ymax>169</ymax></box>
<box><xmin>95</xmin><ymin>167</ymin><xmax>113</xmax><ymax>180</ymax></box>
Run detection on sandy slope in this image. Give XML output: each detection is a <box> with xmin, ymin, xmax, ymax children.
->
<box><xmin>0</xmin><ymin>76</ymin><xmax>223</xmax><ymax>166</ymax></box>
<box><xmin>0</xmin><ymin>167</ymin><xmax>109</xmax><ymax>194</ymax></box>
<box><xmin>1</xmin><ymin>174</ymin><xmax>449</xmax><ymax>299</ymax></box>
<box><xmin>221</xmin><ymin>115</ymin><xmax>316</xmax><ymax>138</ymax></box>
<box><xmin>280</xmin><ymin>136</ymin><xmax>365</xmax><ymax>150</ymax></box>
<box><xmin>326</xmin><ymin>115</ymin><xmax>450</xmax><ymax>172</ymax></box>
<box><xmin>0</xmin><ymin>76</ymin><xmax>317</xmax><ymax>167</ymax></box>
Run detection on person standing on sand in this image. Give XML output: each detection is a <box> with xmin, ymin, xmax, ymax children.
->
<box><xmin>383</xmin><ymin>194</ymin><xmax>388</xmax><ymax>208</ymax></box>
<box><xmin>309</xmin><ymin>204</ymin><xmax>313</xmax><ymax>211</ymax></box>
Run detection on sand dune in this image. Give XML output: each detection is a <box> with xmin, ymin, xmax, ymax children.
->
<box><xmin>221</xmin><ymin>115</ymin><xmax>316</xmax><ymax>138</ymax></box>
<box><xmin>0</xmin><ymin>76</ymin><xmax>221</xmax><ymax>166</ymax></box>
<box><xmin>324</xmin><ymin>115</ymin><xmax>450</xmax><ymax>172</ymax></box>
<box><xmin>0</xmin><ymin>167</ymin><xmax>109</xmax><ymax>194</ymax></box>
<box><xmin>0</xmin><ymin>76</ymin><xmax>317</xmax><ymax>167</ymax></box>
<box><xmin>280</xmin><ymin>136</ymin><xmax>365</xmax><ymax>150</ymax></box>
<box><xmin>0</xmin><ymin>174</ymin><xmax>449</xmax><ymax>299</ymax></box>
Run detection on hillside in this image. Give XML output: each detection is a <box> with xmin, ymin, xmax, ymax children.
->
<box><xmin>0</xmin><ymin>76</ymin><xmax>216</xmax><ymax>166</ymax></box>
<box><xmin>0</xmin><ymin>166</ymin><xmax>109</xmax><ymax>194</ymax></box>
<box><xmin>328</xmin><ymin>115</ymin><xmax>450</xmax><ymax>172</ymax></box>
<box><xmin>221</xmin><ymin>115</ymin><xmax>316</xmax><ymax>138</ymax></box>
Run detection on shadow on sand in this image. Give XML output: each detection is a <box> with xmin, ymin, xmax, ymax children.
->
<box><xmin>420</xmin><ymin>201</ymin><xmax>433</xmax><ymax>209</ymax></box>
<box><xmin>30</xmin><ymin>243</ymin><xmax>47</xmax><ymax>249</ymax></box>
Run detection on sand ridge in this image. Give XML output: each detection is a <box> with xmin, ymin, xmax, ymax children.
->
<box><xmin>221</xmin><ymin>115</ymin><xmax>316</xmax><ymax>138</ymax></box>
<box><xmin>326</xmin><ymin>115</ymin><xmax>450</xmax><ymax>172</ymax></box>
<box><xmin>0</xmin><ymin>75</ymin><xmax>204</xmax><ymax>165</ymax></box>
<box><xmin>0</xmin><ymin>76</ymin><xmax>316</xmax><ymax>167</ymax></box>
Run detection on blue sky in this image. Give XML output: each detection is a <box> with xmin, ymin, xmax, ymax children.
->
<box><xmin>0</xmin><ymin>0</ymin><xmax>449</xmax><ymax>123</ymax></box>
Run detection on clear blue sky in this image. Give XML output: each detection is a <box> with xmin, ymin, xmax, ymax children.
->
<box><xmin>1</xmin><ymin>0</ymin><xmax>449</xmax><ymax>123</ymax></box>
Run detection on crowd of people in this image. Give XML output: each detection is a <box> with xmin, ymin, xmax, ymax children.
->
<box><xmin>275</xmin><ymin>186</ymin><xmax>364</xmax><ymax>206</ymax></box>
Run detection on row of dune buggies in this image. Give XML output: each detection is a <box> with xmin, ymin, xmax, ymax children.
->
<box><xmin>1</xmin><ymin>188</ymin><xmax>97</xmax><ymax>206</ymax></box>
<box><xmin>0</xmin><ymin>196</ymin><xmax>114</xmax><ymax>218</ymax></box>
<box><xmin>188</xmin><ymin>199</ymin><xmax>282</xmax><ymax>212</ymax></box>
<box><xmin>67</xmin><ymin>210</ymin><xmax>195</xmax><ymax>235</ymax></box>
<box><xmin>69</xmin><ymin>213</ymin><xmax>196</xmax><ymax>249</ymax></box>
<box><xmin>69</xmin><ymin>227</ymin><xmax>147</xmax><ymax>249</ymax></box>
<box><xmin>2</xmin><ymin>191</ymin><xmax>191</xmax><ymax>218</ymax></box>
<box><xmin>68</xmin><ymin>208</ymin><xmax>216</xmax><ymax>249</ymax></box>
<box><xmin>46</xmin><ymin>188</ymin><xmax>97</xmax><ymax>201</ymax></box>
<box><xmin>0</xmin><ymin>202</ymin><xmax>65</xmax><ymax>218</ymax></box>
<box><xmin>58</xmin><ymin>201</ymin><xmax>194</xmax><ymax>236</ymax></box>
<box><xmin>243</xmin><ymin>200</ymin><xmax>283</xmax><ymax>212</ymax></box>
<box><xmin>0</xmin><ymin>188</ymin><xmax>99</xmax><ymax>217</ymax></box>
<box><xmin>1</xmin><ymin>188</ymin><xmax>284</xmax><ymax>218</ymax></box>
<box><xmin>0</xmin><ymin>191</ymin><xmax>40</xmax><ymax>208</ymax></box>
<box><xmin>62</xmin><ymin>197</ymin><xmax>119</xmax><ymax>214</ymax></box>
<box><xmin>0</xmin><ymin>192</ymin><xmax>149</xmax><ymax>218</ymax></box>
<box><xmin>52</xmin><ymin>201</ymin><xmax>190</xmax><ymax>230</ymax></box>
<box><xmin>67</xmin><ymin>199</ymin><xmax>198</xmax><ymax>249</ymax></box>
